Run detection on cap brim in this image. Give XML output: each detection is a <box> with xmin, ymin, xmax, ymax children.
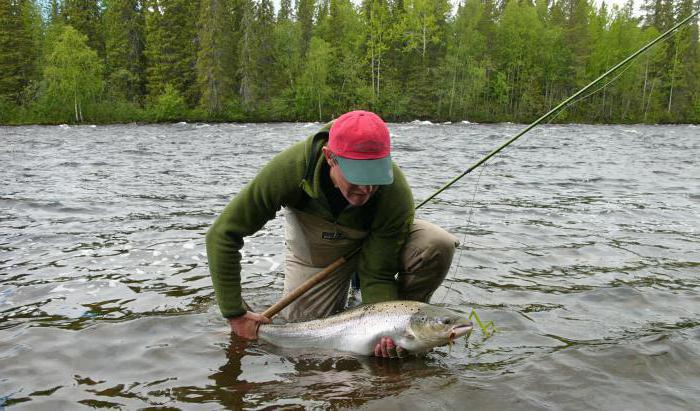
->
<box><xmin>336</xmin><ymin>155</ymin><xmax>394</xmax><ymax>185</ymax></box>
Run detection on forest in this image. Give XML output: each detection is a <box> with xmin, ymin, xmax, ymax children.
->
<box><xmin>0</xmin><ymin>0</ymin><xmax>698</xmax><ymax>124</ymax></box>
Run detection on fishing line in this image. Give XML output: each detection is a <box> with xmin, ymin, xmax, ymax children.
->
<box><xmin>438</xmin><ymin>161</ymin><xmax>489</xmax><ymax>305</ymax></box>
<box><xmin>414</xmin><ymin>10</ymin><xmax>700</xmax><ymax>211</ymax></box>
<box><xmin>432</xmin><ymin>11</ymin><xmax>699</xmax><ymax>305</ymax></box>
<box><xmin>264</xmin><ymin>11</ymin><xmax>700</xmax><ymax>320</ymax></box>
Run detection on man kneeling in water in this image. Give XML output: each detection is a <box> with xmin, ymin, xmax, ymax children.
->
<box><xmin>206</xmin><ymin>110</ymin><xmax>458</xmax><ymax>358</ymax></box>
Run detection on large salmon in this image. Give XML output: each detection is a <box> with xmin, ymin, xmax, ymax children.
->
<box><xmin>257</xmin><ymin>301</ymin><xmax>473</xmax><ymax>355</ymax></box>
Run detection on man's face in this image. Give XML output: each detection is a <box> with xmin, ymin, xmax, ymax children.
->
<box><xmin>322</xmin><ymin>147</ymin><xmax>379</xmax><ymax>207</ymax></box>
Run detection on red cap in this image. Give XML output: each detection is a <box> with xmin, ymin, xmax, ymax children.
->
<box><xmin>328</xmin><ymin>111</ymin><xmax>393</xmax><ymax>185</ymax></box>
<box><xmin>329</xmin><ymin>110</ymin><xmax>390</xmax><ymax>160</ymax></box>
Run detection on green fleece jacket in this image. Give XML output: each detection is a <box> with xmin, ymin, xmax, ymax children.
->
<box><xmin>206</xmin><ymin>124</ymin><xmax>415</xmax><ymax>318</ymax></box>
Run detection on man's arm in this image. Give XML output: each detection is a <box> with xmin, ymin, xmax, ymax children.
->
<box><xmin>206</xmin><ymin>140</ymin><xmax>309</xmax><ymax>333</ymax></box>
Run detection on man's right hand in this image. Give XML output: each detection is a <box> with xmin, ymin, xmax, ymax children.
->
<box><xmin>228</xmin><ymin>311</ymin><xmax>270</xmax><ymax>340</ymax></box>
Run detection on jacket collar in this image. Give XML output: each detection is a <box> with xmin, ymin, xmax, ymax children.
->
<box><xmin>300</xmin><ymin>123</ymin><xmax>332</xmax><ymax>199</ymax></box>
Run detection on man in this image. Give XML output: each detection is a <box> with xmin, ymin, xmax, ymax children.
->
<box><xmin>206</xmin><ymin>110</ymin><xmax>458</xmax><ymax>357</ymax></box>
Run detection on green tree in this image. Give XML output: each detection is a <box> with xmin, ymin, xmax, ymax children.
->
<box><xmin>362</xmin><ymin>0</ymin><xmax>391</xmax><ymax>107</ymax></box>
<box><xmin>42</xmin><ymin>25</ymin><xmax>104</xmax><ymax>122</ymax></box>
<box><xmin>196</xmin><ymin>0</ymin><xmax>235</xmax><ymax>115</ymax></box>
<box><xmin>278</xmin><ymin>0</ymin><xmax>293</xmax><ymax>20</ymax></box>
<box><xmin>297</xmin><ymin>0</ymin><xmax>315</xmax><ymax>57</ymax></box>
<box><xmin>103</xmin><ymin>0</ymin><xmax>145</xmax><ymax>102</ymax></box>
<box><xmin>438</xmin><ymin>0</ymin><xmax>488</xmax><ymax>120</ymax></box>
<box><xmin>586</xmin><ymin>2</ymin><xmax>664</xmax><ymax>122</ymax></box>
<box><xmin>0</xmin><ymin>0</ymin><xmax>42</xmax><ymax>104</ymax></box>
<box><xmin>153</xmin><ymin>83</ymin><xmax>187</xmax><ymax>121</ymax></box>
<box><xmin>493</xmin><ymin>0</ymin><xmax>559</xmax><ymax>119</ymax></box>
<box><xmin>664</xmin><ymin>0</ymin><xmax>698</xmax><ymax>120</ymax></box>
<box><xmin>48</xmin><ymin>0</ymin><xmax>61</xmax><ymax>23</ymax></box>
<box><xmin>399</xmin><ymin>0</ymin><xmax>451</xmax><ymax>117</ymax></box>
<box><xmin>236</xmin><ymin>0</ymin><xmax>257</xmax><ymax>107</ymax></box>
<box><xmin>143</xmin><ymin>0</ymin><xmax>200</xmax><ymax>105</ymax></box>
<box><xmin>318</xmin><ymin>0</ymin><xmax>365</xmax><ymax>115</ymax></box>
<box><xmin>400</xmin><ymin>0</ymin><xmax>450</xmax><ymax>60</ymax></box>
<box><xmin>62</xmin><ymin>0</ymin><xmax>104</xmax><ymax>56</ymax></box>
<box><xmin>255</xmin><ymin>0</ymin><xmax>277</xmax><ymax>105</ymax></box>
<box><xmin>642</xmin><ymin>0</ymin><xmax>675</xmax><ymax>30</ymax></box>
<box><xmin>295</xmin><ymin>37</ymin><xmax>332</xmax><ymax>120</ymax></box>
<box><xmin>269</xmin><ymin>6</ymin><xmax>302</xmax><ymax>118</ymax></box>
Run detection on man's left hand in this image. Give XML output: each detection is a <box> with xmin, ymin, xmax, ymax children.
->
<box><xmin>374</xmin><ymin>336</ymin><xmax>408</xmax><ymax>358</ymax></box>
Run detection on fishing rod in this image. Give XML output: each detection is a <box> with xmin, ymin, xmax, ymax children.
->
<box><xmin>416</xmin><ymin>9</ymin><xmax>700</xmax><ymax>209</ymax></box>
<box><xmin>260</xmin><ymin>10</ymin><xmax>700</xmax><ymax>320</ymax></box>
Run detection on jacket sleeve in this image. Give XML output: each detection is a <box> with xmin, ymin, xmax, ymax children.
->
<box><xmin>206</xmin><ymin>142</ymin><xmax>306</xmax><ymax>318</ymax></box>
<box><xmin>357</xmin><ymin>164</ymin><xmax>415</xmax><ymax>303</ymax></box>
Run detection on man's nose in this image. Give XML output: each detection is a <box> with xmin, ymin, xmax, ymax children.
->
<box><xmin>356</xmin><ymin>184</ymin><xmax>373</xmax><ymax>194</ymax></box>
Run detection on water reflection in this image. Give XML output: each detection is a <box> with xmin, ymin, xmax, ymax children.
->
<box><xmin>207</xmin><ymin>335</ymin><xmax>456</xmax><ymax>409</ymax></box>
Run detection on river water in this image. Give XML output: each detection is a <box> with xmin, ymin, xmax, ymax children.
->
<box><xmin>1</xmin><ymin>122</ymin><xmax>698</xmax><ymax>409</ymax></box>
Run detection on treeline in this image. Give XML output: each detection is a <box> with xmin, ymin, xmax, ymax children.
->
<box><xmin>0</xmin><ymin>0</ymin><xmax>698</xmax><ymax>125</ymax></box>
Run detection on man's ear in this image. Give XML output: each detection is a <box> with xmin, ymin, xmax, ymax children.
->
<box><xmin>321</xmin><ymin>146</ymin><xmax>333</xmax><ymax>164</ymax></box>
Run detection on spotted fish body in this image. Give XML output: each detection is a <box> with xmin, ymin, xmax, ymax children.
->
<box><xmin>257</xmin><ymin>301</ymin><xmax>473</xmax><ymax>355</ymax></box>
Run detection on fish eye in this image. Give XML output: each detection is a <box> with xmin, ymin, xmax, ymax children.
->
<box><xmin>437</xmin><ymin>317</ymin><xmax>452</xmax><ymax>325</ymax></box>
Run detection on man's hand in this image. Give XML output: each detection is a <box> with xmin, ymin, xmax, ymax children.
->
<box><xmin>374</xmin><ymin>336</ymin><xmax>408</xmax><ymax>358</ymax></box>
<box><xmin>228</xmin><ymin>311</ymin><xmax>270</xmax><ymax>340</ymax></box>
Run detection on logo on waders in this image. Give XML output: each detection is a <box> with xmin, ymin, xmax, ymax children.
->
<box><xmin>322</xmin><ymin>231</ymin><xmax>346</xmax><ymax>240</ymax></box>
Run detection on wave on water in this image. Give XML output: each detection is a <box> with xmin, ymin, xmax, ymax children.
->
<box><xmin>621</xmin><ymin>128</ymin><xmax>641</xmax><ymax>134</ymax></box>
<box><xmin>1</xmin><ymin>123</ymin><xmax>698</xmax><ymax>410</ymax></box>
<box><xmin>393</xmin><ymin>142</ymin><xmax>425</xmax><ymax>152</ymax></box>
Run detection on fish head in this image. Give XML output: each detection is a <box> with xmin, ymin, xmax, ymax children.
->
<box><xmin>399</xmin><ymin>305</ymin><xmax>473</xmax><ymax>353</ymax></box>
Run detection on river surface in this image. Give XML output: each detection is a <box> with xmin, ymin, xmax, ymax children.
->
<box><xmin>1</xmin><ymin>122</ymin><xmax>698</xmax><ymax>410</ymax></box>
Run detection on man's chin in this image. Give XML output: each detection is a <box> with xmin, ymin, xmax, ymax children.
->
<box><xmin>347</xmin><ymin>195</ymin><xmax>371</xmax><ymax>207</ymax></box>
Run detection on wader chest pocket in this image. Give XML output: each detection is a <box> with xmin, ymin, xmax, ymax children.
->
<box><xmin>322</xmin><ymin>231</ymin><xmax>346</xmax><ymax>240</ymax></box>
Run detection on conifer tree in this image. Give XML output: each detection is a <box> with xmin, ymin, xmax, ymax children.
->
<box><xmin>278</xmin><ymin>0</ymin><xmax>293</xmax><ymax>20</ymax></box>
<box><xmin>255</xmin><ymin>0</ymin><xmax>277</xmax><ymax>104</ymax></box>
<box><xmin>0</xmin><ymin>0</ymin><xmax>41</xmax><ymax>104</ymax></box>
<box><xmin>103</xmin><ymin>0</ymin><xmax>145</xmax><ymax>102</ymax></box>
<box><xmin>62</xmin><ymin>0</ymin><xmax>104</xmax><ymax>56</ymax></box>
<box><xmin>297</xmin><ymin>0</ymin><xmax>315</xmax><ymax>57</ymax></box>
<box><xmin>665</xmin><ymin>0</ymin><xmax>699</xmax><ymax>119</ymax></box>
<box><xmin>197</xmin><ymin>0</ymin><xmax>235</xmax><ymax>115</ymax></box>
<box><xmin>320</xmin><ymin>0</ymin><xmax>364</xmax><ymax>115</ymax></box>
<box><xmin>237</xmin><ymin>0</ymin><xmax>257</xmax><ymax>107</ymax></box>
<box><xmin>271</xmin><ymin>0</ymin><xmax>302</xmax><ymax>115</ymax></box>
<box><xmin>144</xmin><ymin>0</ymin><xmax>200</xmax><ymax>105</ymax></box>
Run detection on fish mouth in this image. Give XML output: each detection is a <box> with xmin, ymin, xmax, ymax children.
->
<box><xmin>450</xmin><ymin>322</ymin><xmax>473</xmax><ymax>338</ymax></box>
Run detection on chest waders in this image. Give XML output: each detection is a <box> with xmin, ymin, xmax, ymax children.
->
<box><xmin>280</xmin><ymin>208</ymin><xmax>458</xmax><ymax>322</ymax></box>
